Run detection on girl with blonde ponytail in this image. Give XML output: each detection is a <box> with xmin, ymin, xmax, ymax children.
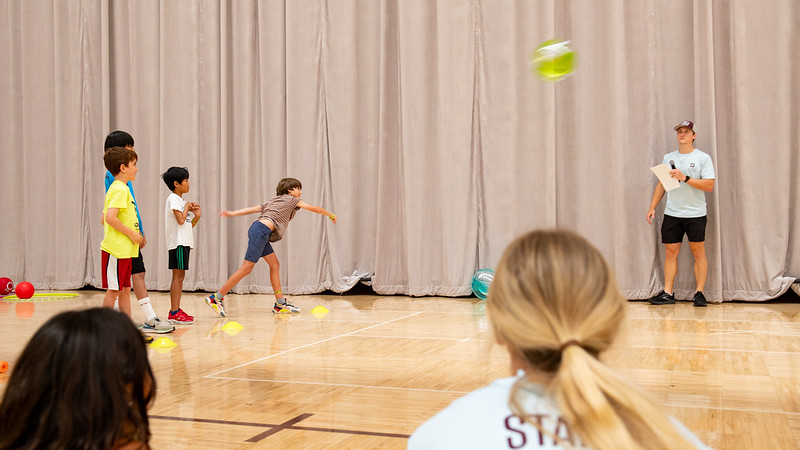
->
<box><xmin>409</xmin><ymin>229</ymin><xmax>708</xmax><ymax>450</ymax></box>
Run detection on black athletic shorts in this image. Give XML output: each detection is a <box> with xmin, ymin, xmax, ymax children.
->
<box><xmin>661</xmin><ymin>215</ymin><xmax>707</xmax><ymax>244</ymax></box>
<box><xmin>168</xmin><ymin>246</ymin><xmax>191</xmax><ymax>270</ymax></box>
<box><xmin>132</xmin><ymin>250</ymin><xmax>146</xmax><ymax>274</ymax></box>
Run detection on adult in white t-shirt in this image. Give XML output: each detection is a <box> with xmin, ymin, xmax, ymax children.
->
<box><xmin>409</xmin><ymin>230</ymin><xmax>710</xmax><ymax>450</ymax></box>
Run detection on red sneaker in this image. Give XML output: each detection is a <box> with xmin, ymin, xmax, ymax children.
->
<box><xmin>168</xmin><ymin>308</ymin><xmax>195</xmax><ymax>324</ymax></box>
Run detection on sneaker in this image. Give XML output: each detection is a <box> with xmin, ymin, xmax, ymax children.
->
<box><xmin>141</xmin><ymin>332</ymin><xmax>154</xmax><ymax>344</ymax></box>
<box><xmin>168</xmin><ymin>308</ymin><xmax>195</xmax><ymax>324</ymax></box>
<box><xmin>273</xmin><ymin>299</ymin><xmax>301</xmax><ymax>314</ymax></box>
<box><xmin>693</xmin><ymin>291</ymin><xmax>708</xmax><ymax>307</ymax></box>
<box><xmin>204</xmin><ymin>293</ymin><xmax>226</xmax><ymax>317</ymax></box>
<box><xmin>217</xmin><ymin>298</ymin><xmax>228</xmax><ymax>317</ymax></box>
<box><xmin>141</xmin><ymin>316</ymin><xmax>176</xmax><ymax>334</ymax></box>
<box><xmin>648</xmin><ymin>290</ymin><xmax>675</xmax><ymax>305</ymax></box>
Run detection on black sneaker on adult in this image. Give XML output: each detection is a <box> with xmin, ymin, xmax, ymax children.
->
<box><xmin>648</xmin><ymin>290</ymin><xmax>675</xmax><ymax>305</ymax></box>
<box><xmin>693</xmin><ymin>291</ymin><xmax>708</xmax><ymax>307</ymax></box>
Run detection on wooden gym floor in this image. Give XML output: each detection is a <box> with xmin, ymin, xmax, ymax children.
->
<box><xmin>1</xmin><ymin>288</ymin><xmax>799</xmax><ymax>449</ymax></box>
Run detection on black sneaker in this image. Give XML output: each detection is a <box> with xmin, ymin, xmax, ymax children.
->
<box><xmin>693</xmin><ymin>291</ymin><xmax>708</xmax><ymax>307</ymax></box>
<box><xmin>648</xmin><ymin>290</ymin><xmax>675</xmax><ymax>305</ymax></box>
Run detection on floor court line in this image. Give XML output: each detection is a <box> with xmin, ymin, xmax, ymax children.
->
<box><xmin>205</xmin><ymin>312</ymin><xmax>423</xmax><ymax>378</ymax></box>
<box><xmin>246</xmin><ymin>413</ymin><xmax>314</xmax><ymax>442</ymax></box>
<box><xmin>708</xmin><ymin>329</ymin><xmax>800</xmax><ymax>337</ymax></box>
<box><xmin>352</xmin><ymin>333</ymin><xmax>485</xmax><ymax>341</ymax></box>
<box><xmin>627</xmin><ymin>345</ymin><xmax>800</xmax><ymax>355</ymax></box>
<box><xmin>202</xmin><ymin>376</ymin><xmax>472</xmax><ymax>394</ymax></box>
<box><xmin>149</xmin><ymin>414</ymin><xmax>411</xmax><ymax>440</ymax></box>
<box><xmin>628</xmin><ymin>316</ymin><xmax>800</xmax><ymax>325</ymax></box>
<box><xmin>661</xmin><ymin>403</ymin><xmax>800</xmax><ymax>416</ymax></box>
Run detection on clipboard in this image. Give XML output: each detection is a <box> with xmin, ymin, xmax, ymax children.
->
<box><xmin>650</xmin><ymin>164</ymin><xmax>680</xmax><ymax>191</ymax></box>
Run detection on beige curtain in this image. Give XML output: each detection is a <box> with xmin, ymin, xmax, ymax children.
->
<box><xmin>1</xmin><ymin>0</ymin><xmax>797</xmax><ymax>302</ymax></box>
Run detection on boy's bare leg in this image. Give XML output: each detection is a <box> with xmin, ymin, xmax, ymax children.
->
<box><xmin>132</xmin><ymin>272</ymin><xmax>148</xmax><ymax>301</ymax></box>
<box><xmin>117</xmin><ymin>288</ymin><xmax>133</xmax><ymax>317</ymax></box>
<box><xmin>218</xmin><ymin>260</ymin><xmax>256</xmax><ymax>297</ymax></box>
<box><xmin>264</xmin><ymin>253</ymin><xmax>283</xmax><ymax>300</ymax></box>
<box><xmin>170</xmin><ymin>269</ymin><xmax>186</xmax><ymax>311</ymax></box>
<box><xmin>103</xmin><ymin>290</ymin><xmax>119</xmax><ymax>309</ymax></box>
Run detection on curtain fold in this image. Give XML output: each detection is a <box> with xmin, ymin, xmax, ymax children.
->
<box><xmin>1</xmin><ymin>0</ymin><xmax>797</xmax><ymax>301</ymax></box>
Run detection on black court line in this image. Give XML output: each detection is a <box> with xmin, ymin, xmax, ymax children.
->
<box><xmin>245</xmin><ymin>413</ymin><xmax>313</xmax><ymax>442</ymax></box>
<box><xmin>150</xmin><ymin>414</ymin><xmax>410</xmax><ymax>441</ymax></box>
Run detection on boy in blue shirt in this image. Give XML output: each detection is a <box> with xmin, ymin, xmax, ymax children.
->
<box><xmin>104</xmin><ymin>131</ymin><xmax>174</xmax><ymax>332</ymax></box>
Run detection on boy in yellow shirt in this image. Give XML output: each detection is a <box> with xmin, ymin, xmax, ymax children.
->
<box><xmin>101</xmin><ymin>147</ymin><xmax>143</xmax><ymax>317</ymax></box>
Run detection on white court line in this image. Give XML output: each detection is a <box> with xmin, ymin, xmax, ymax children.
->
<box><xmin>629</xmin><ymin>316</ymin><xmax>800</xmax><ymax>326</ymax></box>
<box><xmin>628</xmin><ymin>345</ymin><xmax>799</xmax><ymax>355</ymax></box>
<box><xmin>663</xmin><ymin>403</ymin><xmax>800</xmax><ymax>416</ymax></box>
<box><xmin>352</xmin><ymin>334</ymin><xmax>485</xmax><ymax>342</ymax></box>
<box><xmin>204</xmin><ymin>312</ymin><xmax>423</xmax><ymax>378</ymax></box>
<box><xmin>708</xmin><ymin>329</ymin><xmax>800</xmax><ymax>337</ymax></box>
<box><xmin>203</xmin><ymin>376</ymin><xmax>470</xmax><ymax>394</ymax></box>
<box><xmin>198</xmin><ymin>377</ymin><xmax>800</xmax><ymax>417</ymax></box>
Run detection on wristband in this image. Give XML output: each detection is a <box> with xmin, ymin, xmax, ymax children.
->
<box><xmin>329</xmin><ymin>214</ymin><xmax>336</xmax><ymax>221</ymax></box>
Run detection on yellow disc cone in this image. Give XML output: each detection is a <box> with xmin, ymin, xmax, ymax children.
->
<box><xmin>311</xmin><ymin>305</ymin><xmax>329</xmax><ymax>319</ymax></box>
<box><xmin>221</xmin><ymin>320</ymin><xmax>244</xmax><ymax>335</ymax></box>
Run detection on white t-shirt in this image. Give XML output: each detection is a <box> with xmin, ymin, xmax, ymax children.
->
<box><xmin>164</xmin><ymin>193</ymin><xmax>194</xmax><ymax>250</ymax></box>
<box><xmin>408</xmin><ymin>375</ymin><xmax>709</xmax><ymax>449</ymax></box>
<box><xmin>662</xmin><ymin>149</ymin><xmax>715</xmax><ymax>218</ymax></box>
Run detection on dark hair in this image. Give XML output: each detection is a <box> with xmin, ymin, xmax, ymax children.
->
<box><xmin>104</xmin><ymin>130</ymin><xmax>135</xmax><ymax>151</ymax></box>
<box><xmin>161</xmin><ymin>166</ymin><xmax>190</xmax><ymax>191</ymax></box>
<box><xmin>0</xmin><ymin>308</ymin><xmax>155</xmax><ymax>449</ymax></box>
<box><xmin>104</xmin><ymin>147</ymin><xmax>138</xmax><ymax>176</ymax></box>
<box><xmin>276</xmin><ymin>177</ymin><xmax>302</xmax><ymax>196</ymax></box>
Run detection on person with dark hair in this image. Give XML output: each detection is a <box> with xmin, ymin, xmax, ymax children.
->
<box><xmin>101</xmin><ymin>147</ymin><xmax>144</xmax><ymax>320</ymax></box>
<box><xmin>409</xmin><ymin>229</ymin><xmax>708</xmax><ymax>450</ymax></box>
<box><xmin>646</xmin><ymin>120</ymin><xmax>716</xmax><ymax>307</ymax></box>
<box><xmin>103</xmin><ymin>130</ymin><xmax>174</xmax><ymax>333</ymax></box>
<box><xmin>161</xmin><ymin>166</ymin><xmax>201</xmax><ymax>324</ymax></box>
<box><xmin>204</xmin><ymin>177</ymin><xmax>336</xmax><ymax>316</ymax></box>
<box><xmin>0</xmin><ymin>308</ymin><xmax>156</xmax><ymax>449</ymax></box>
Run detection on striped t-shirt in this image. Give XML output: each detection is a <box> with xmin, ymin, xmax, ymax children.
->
<box><xmin>257</xmin><ymin>194</ymin><xmax>301</xmax><ymax>242</ymax></box>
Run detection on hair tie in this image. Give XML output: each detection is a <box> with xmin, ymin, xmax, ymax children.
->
<box><xmin>559</xmin><ymin>340</ymin><xmax>582</xmax><ymax>352</ymax></box>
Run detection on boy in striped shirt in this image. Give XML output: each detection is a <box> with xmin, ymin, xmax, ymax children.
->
<box><xmin>205</xmin><ymin>178</ymin><xmax>336</xmax><ymax>316</ymax></box>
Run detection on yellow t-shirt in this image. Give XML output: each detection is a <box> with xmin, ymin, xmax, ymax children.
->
<box><xmin>101</xmin><ymin>180</ymin><xmax>140</xmax><ymax>258</ymax></box>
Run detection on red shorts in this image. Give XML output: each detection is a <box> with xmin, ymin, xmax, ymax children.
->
<box><xmin>101</xmin><ymin>250</ymin><xmax>132</xmax><ymax>290</ymax></box>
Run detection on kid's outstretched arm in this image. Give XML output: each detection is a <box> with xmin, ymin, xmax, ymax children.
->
<box><xmin>220</xmin><ymin>205</ymin><xmax>262</xmax><ymax>217</ymax></box>
<box><xmin>297</xmin><ymin>201</ymin><xmax>336</xmax><ymax>223</ymax></box>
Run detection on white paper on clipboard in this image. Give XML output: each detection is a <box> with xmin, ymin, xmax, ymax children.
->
<box><xmin>650</xmin><ymin>164</ymin><xmax>681</xmax><ymax>191</ymax></box>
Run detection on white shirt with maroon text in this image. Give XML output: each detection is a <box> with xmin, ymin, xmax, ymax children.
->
<box><xmin>408</xmin><ymin>374</ymin><xmax>708</xmax><ymax>449</ymax></box>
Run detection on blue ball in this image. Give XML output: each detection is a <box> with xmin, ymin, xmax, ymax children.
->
<box><xmin>471</xmin><ymin>269</ymin><xmax>495</xmax><ymax>300</ymax></box>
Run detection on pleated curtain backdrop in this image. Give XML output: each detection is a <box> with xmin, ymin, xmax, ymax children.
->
<box><xmin>1</xmin><ymin>0</ymin><xmax>798</xmax><ymax>302</ymax></box>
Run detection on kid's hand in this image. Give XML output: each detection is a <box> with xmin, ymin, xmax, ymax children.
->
<box><xmin>130</xmin><ymin>233</ymin><xmax>144</xmax><ymax>246</ymax></box>
<box><xmin>192</xmin><ymin>204</ymin><xmax>201</xmax><ymax>218</ymax></box>
<box><xmin>220</xmin><ymin>210</ymin><xmax>231</xmax><ymax>217</ymax></box>
<box><xmin>330</xmin><ymin>213</ymin><xmax>337</xmax><ymax>224</ymax></box>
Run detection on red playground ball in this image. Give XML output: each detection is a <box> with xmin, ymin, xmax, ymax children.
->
<box><xmin>15</xmin><ymin>282</ymin><xmax>35</xmax><ymax>300</ymax></box>
<box><xmin>0</xmin><ymin>277</ymin><xmax>13</xmax><ymax>295</ymax></box>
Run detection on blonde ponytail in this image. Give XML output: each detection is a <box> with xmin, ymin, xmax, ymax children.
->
<box><xmin>488</xmin><ymin>229</ymin><xmax>694</xmax><ymax>450</ymax></box>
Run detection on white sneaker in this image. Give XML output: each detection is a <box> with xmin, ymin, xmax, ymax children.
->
<box><xmin>141</xmin><ymin>316</ymin><xmax>175</xmax><ymax>334</ymax></box>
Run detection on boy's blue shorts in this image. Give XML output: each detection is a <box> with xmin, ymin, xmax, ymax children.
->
<box><xmin>244</xmin><ymin>221</ymin><xmax>274</xmax><ymax>262</ymax></box>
